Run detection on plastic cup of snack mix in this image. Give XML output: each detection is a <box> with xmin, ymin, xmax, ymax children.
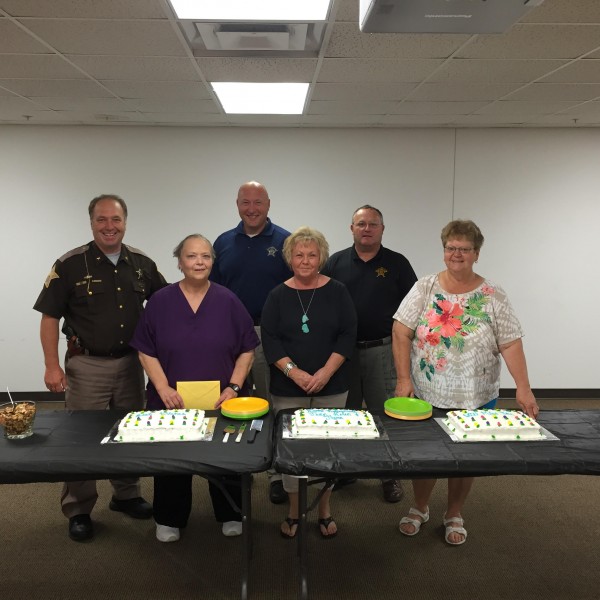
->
<box><xmin>0</xmin><ymin>401</ymin><xmax>36</xmax><ymax>439</ymax></box>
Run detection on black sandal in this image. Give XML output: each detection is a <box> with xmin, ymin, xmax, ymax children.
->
<box><xmin>280</xmin><ymin>517</ymin><xmax>299</xmax><ymax>539</ymax></box>
<box><xmin>318</xmin><ymin>516</ymin><xmax>337</xmax><ymax>538</ymax></box>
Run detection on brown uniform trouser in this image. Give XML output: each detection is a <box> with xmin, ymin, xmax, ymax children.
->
<box><xmin>60</xmin><ymin>353</ymin><xmax>145</xmax><ymax>518</ymax></box>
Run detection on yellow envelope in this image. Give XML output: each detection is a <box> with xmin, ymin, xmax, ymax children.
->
<box><xmin>177</xmin><ymin>381</ymin><xmax>220</xmax><ymax>410</ymax></box>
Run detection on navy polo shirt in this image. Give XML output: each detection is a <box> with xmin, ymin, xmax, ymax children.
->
<box><xmin>210</xmin><ymin>218</ymin><xmax>291</xmax><ymax>321</ymax></box>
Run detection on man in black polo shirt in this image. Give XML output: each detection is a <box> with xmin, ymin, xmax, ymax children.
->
<box><xmin>322</xmin><ymin>205</ymin><xmax>417</xmax><ymax>503</ymax></box>
<box><xmin>33</xmin><ymin>194</ymin><xmax>167</xmax><ymax>541</ymax></box>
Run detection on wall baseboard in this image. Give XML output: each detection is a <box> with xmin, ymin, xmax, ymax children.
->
<box><xmin>499</xmin><ymin>388</ymin><xmax>599</xmax><ymax>399</ymax></box>
<box><xmin>1</xmin><ymin>389</ymin><xmax>599</xmax><ymax>403</ymax></box>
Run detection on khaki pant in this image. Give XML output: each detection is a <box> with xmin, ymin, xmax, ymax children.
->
<box><xmin>60</xmin><ymin>353</ymin><xmax>145</xmax><ymax>518</ymax></box>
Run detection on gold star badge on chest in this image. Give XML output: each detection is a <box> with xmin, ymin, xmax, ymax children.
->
<box><xmin>375</xmin><ymin>267</ymin><xmax>388</xmax><ymax>278</ymax></box>
<box><xmin>44</xmin><ymin>264</ymin><xmax>60</xmax><ymax>288</ymax></box>
<box><xmin>266</xmin><ymin>246</ymin><xmax>277</xmax><ymax>257</ymax></box>
<box><xmin>136</xmin><ymin>268</ymin><xmax>144</xmax><ymax>279</ymax></box>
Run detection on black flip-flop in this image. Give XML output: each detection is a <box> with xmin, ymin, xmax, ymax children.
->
<box><xmin>280</xmin><ymin>517</ymin><xmax>299</xmax><ymax>539</ymax></box>
<box><xmin>318</xmin><ymin>516</ymin><xmax>337</xmax><ymax>538</ymax></box>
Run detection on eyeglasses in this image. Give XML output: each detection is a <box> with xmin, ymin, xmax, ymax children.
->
<box><xmin>444</xmin><ymin>245</ymin><xmax>475</xmax><ymax>255</ymax></box>
<box><xmin>353</xmin><ymin>221</ymin><xmax>382</xmax><ymax>230</ymax></box>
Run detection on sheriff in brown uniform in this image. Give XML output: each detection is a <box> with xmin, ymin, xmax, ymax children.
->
<box><xmin>33</xmin><ymin>194</ymin><xmax>167</xmax><ymax>542</ymax></box>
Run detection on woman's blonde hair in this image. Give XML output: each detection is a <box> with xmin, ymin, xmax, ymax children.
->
<box><xmin>283</xmin><ymin>226</ymin><xmax>330</xmax><ymax>270</ymax></box>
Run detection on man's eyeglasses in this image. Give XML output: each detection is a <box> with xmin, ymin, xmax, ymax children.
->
<box><xmin>444</xmin><ymin>245</ymin><xmax>474</xmax><ymax>255</ymax></box>
<box><xmin>353</xmin><ymin>221</ymin><xmax>382</xmax><ymax>230</ymax></box>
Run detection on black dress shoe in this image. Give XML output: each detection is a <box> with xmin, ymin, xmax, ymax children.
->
<box><xmin>69</xmin><ymin>514</ymin><xmax>93</xmax><ymax>542</ymax></box>
<box><xmin>109</xmin><ymin>496</ymin><xmax>153</xmax><ymax>519</ymax></box>
<box><xmin>269</xmin><ymin>480</ymin><xmax>288</xmax><ymax>504</ymax></box>
<box><xmin>382</xmin><ymin>479</ymin><xmax>404</xmax><ymax>503</ymax></box>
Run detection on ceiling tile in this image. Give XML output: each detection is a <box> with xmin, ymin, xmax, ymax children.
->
<box><xmin>520</xmin><ymin>0</ymin><xmax>600</xmax><ymax>23</ymax></box>
<box><xmin>539</xmin><ymin>59</ymin><xmax>600</xmax><ymax>83</ymax></box>
<box><xmin>224</xmin><ymin>114</ymin><xmax>304</xmax><ymax>126</ymax></box>
<box><xmin>378</xmin><ymin>114</ymin><xmax>458</xmax><ymax>126</ymax></box>
<box><xmin>308</xmin><ymin>100</ymin><xmax>400</xmax><ymax>115</ymax></box>
<box><xmin>392</xmin><ymin>101</ymin><xmax>487</xmax><ymax>115</ymax></box>
<box><xmin>457</xmin><ymin>25</ymin><xmax>600</xmax><ymax>59</ymax></box>
<box><xmin>504</xmin><ymin>83</ymin><xmax>600</xmax><ymax>101</ymax></box>
<box><xmin>326</xmin><ymin>23</ymin><xmax>471</xmax><ymax>58</ymax></box>
<box><xmin>551</xmin><ymin>100</ymin><xmax>600</xmax><ymax>116</ymax></box>
<box><xmin>67</xmin><ymin>55</ymin><xmax>199</xmax><ymax>81</ymax></box>
<box><xmin>32</xmin><ymin>97</ymin><xmax>137</xmax><ymax>112</ymax></box>
<box><xmin>136</xmin><ymin>113</ymin><xmax>228</xmax><ymax>125</ymax></box>
<box><xmin>409</xmin><ymin>82</ymin><xmax>521</xmax><ymax>101</ymax></box>
<box><xmin>0</xmin><ymin>78</ymin><xmax>112</xmax><ymax>97</ymax></box>
<box><xmin>318</xmin><ymin>58</ymin><xmax>443</xmax><ymax>83</ymax></box>
<box><xmin>474</xmin><ymin>100</ymin><xmax>580</xmax><ymax>115</ymax></box>
<box><xmin>0</xmin><ymin>19</ymin><xmax>50</xmax><ymax>53</ymax></box>
<box><xmin>312</xmin><ymin>82</ymin><xmax>417</xmax><ymax>101</ymax></box>
<box><xmin>125</xmin><ymin>98</ymin><xmax>218</xmax><ymax>113</ymax></box>
<box><xmin>22</xmin><ymin>19</ymin><xmax>186</xmax><ymax>56</ymax></box>
<box><xmin>0</xmin><ymin>55</ymin><xmax>86</xmax><ymax>78</ymax></box>
<box><xmin>429</xmin><ymin>59</ymin><xmax>568</xmax><ymax>83</ymax></box>
<box><xmin>101</xmin><ymin>80</ymin><xmax>211</xmax><ymax>100</ymax></box>
<box><xmin>335</xmin><ymin>0</ymin><xmax>359</xmax><ymax>23</ymax></box>
<box><xmin>300</xmin><ymin>114</ymin><xmax>381</xmax><ymax>126</ymax></box>
<box><xmin>0</xmin><ymin>95</ymin><xmax>42</xmax><ymax>110</ymax></box>
<box><xmin>197</xmin><ymin>57</ymin><xmax>317</xmax><ymax>82</ymax></box>
<box><xmin>0</xmin><ymin>0</ymin><xmax>167</xmax><ymax>19</ymax></box>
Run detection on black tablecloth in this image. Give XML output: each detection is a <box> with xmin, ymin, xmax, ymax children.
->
<box><xmin>0</xmin><ymin>410</ymin><xmax>273</xmax><ymax>484</ymax></box>
<box><xmin>273</xmin><ymin>409</ymin><xmax>600</xmax><ymax>479</ymax></box>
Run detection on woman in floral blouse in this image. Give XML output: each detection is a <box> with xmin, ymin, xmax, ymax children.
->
<box><xmin>392</xmin><ymin>219</ymin><xmax>538</xmax><ymax>546</ymax></box>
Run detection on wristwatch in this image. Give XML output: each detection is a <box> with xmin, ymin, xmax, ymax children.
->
<box><xmin>227</xmin><ymin>383</ymin><xmax>241</xmax><ymax>395</ymax></box>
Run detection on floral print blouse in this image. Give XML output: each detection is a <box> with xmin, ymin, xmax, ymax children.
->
<box><xmin>393</xmin><ymin>273</ymin><xmax>523</xmax><ymax>409</ymax></box>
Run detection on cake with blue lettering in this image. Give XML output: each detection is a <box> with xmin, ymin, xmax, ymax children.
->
<box><xmin>444</xmin><ymin>409</ymin><xmax>543</xmax><ymax>441</ymax></box>
<box><xmin>291</xmin><ymin>408</ymin><xmax>379</xmax><ymax>439</ymax></box>
<box><xmin>117</xmin><ymin>409</ymin><xmax>207</xmax><ymax>442</ymax></box>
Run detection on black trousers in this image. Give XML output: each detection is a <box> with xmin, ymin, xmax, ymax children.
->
<box><xmin>153</xmin><ymin>474</ymin><xmax>242</xmax><ymax>528</ymax></box>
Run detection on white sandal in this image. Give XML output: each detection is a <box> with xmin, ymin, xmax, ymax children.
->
<box><xmin>443</xmin><ymin>514</ymin><xmax>467</xmax><ymax>546</ymax></box>
<box><xmin>399</xmin><ymin>507</ymin><xmax>429</xmax><ymax>536</ymax></box>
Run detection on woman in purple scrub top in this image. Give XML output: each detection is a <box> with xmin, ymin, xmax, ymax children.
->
<box><xmin>131</xmin><ymin>234</ymin><xmax>259</xmax><ymax>543</ymax></box>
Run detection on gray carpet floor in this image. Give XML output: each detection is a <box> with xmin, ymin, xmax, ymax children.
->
<box><xmin>2</xmin><ymin>399</ymin><xmax>599</xmax><ymax>600</ymax></box>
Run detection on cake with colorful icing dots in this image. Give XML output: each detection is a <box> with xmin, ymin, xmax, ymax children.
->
<box><xmin>291</xmin><ymin>408</ymin><xmax>379</xmax><ymax>439</ymax></box>
<box><xmin>117</xmin><ymin>409</ymin><xmax>207</xmax><ymax>442</ymax></box>
<box><xmin>444</xmin><ymin>409</ymin><xmax>543</xmax><ymax>441</ymax></box>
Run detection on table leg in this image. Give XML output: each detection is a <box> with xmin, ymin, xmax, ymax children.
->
<box><xmin>298</xmin><ymin>476</ymin><xmax>309</xmax><ymax>600</ymax></box>
<box><xmin>241</xmin><ymin>472</ymin><xmax>251</xmax><ymax>600</ymax></box>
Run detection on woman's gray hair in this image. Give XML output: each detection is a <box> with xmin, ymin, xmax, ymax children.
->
<box><xmin>283</xmin><ymin>226</ymin><xmax>330</xmax><ymax>270</ymax></box>
<box><xmin>173</xmin><ymin>234</ymin><xmax>216</xmax><ymax>260</ymax></box>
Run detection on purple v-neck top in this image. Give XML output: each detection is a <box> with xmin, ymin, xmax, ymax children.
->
<box><xmin>131</xmin><ymin>282</ymin><xmax>260</xmax><ymax>409</ymax></box>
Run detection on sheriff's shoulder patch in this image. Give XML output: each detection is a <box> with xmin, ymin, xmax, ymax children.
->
<box><xmin>44</xmin><ymin>264</ymin><xmax>60</xmax><ymax>288</ymax></box>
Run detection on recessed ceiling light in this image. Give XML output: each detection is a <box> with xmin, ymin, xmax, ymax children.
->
<box><xmin>212</xmin><ymin>82</ymin><xmax>309</xmax><ymax>114</ymax></box>
<box><xmin>170</xmin><ymin>0</ymin><xmax>331</xmax><ymax>21</ymax></box>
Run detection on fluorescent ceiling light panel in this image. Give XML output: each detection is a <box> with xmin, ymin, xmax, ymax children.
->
<box><xmin>212</xmin><ymin>82</ymin><xmax>309</xmax><ymax>114</ymax></box>
<box><xmin>171</xmin><ymin>0</ymin><xmax>331</xmax><ymax>21</ymax></box>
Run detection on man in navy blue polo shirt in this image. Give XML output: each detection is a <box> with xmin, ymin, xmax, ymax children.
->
<box><xmin>210</xmin><ymin>181</ymin><xmax>291</xmax><ymax>503</ymax></box>
<box><xmin>322</xmin><ymin>205</ymin><xmax>417</xmax><ymax>503</ymax></box>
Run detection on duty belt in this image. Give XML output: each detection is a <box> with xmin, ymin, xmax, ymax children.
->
<box><xmin>356</xmin><ymin>336</ymin><xmax>392</xmax><ymax>349</ymax></box>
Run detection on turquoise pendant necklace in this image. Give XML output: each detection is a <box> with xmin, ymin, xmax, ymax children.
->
<box><xmin>296</xmin><ymin>287</ymin><xmax>317</xmax><ymax>334</ymax></box>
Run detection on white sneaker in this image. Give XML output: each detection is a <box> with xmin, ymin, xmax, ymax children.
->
<box><xmin>222</xmin><ymin>521</ymin><xmax>242</xmax><ymax>537</ymax></box>
<box><xmin>156</xmin><ymin>524</ymin><xmax>180</xmax><ymax>542</ymax></box>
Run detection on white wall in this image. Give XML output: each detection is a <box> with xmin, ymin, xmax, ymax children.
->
<box><xmin>0</xmin><ymin>125</ymin><xmax>597</xmax><ymax>391</ymax></box>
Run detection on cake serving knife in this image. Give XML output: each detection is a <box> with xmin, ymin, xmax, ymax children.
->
<box><xmin>247</xmin><ymin>419</ymin><xmax>263</xmax><ymax>443</ymax></box>
<box><xmin>235</xmin><ymin>422</ymin><xmax>247</xmax><ymax>442</ymax></box>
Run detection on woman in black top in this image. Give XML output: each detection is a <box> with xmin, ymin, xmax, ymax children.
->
<box><xmin>261</xmin><ymin>226</ymin><xmax>357</xmax><ymax>539</ymax></box>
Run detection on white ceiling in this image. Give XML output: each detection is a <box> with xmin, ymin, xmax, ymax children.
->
<box><xmin>1</xmin><ymin>0</ymin><xmax>600</xmax><ymax>128</ymax></box>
